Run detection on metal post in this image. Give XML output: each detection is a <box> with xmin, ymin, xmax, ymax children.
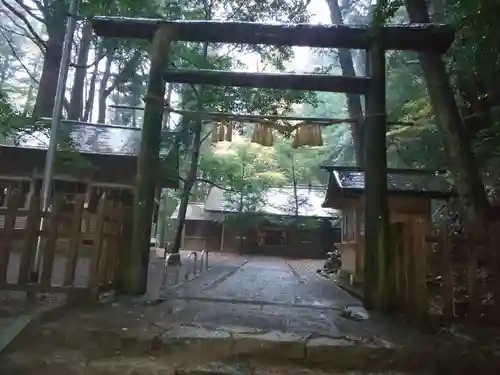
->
<box><xmin>200</xmin><ymin>250</ymin><xmax>208</xmax><ymax>272</ymax></box>
<box><xmin>186</xmin><ymin>251</ymin><xmax>197</xmax><ymax>279</ymax></box>
<box><xmin>31</xmin><ymin>0</ymin><xmax>79</xmax><ymax>280</ymax></box>
<box><xmin>161</xmin><ymin>253</ymin><xmax>180</xmax><ymax>291</ymax></box>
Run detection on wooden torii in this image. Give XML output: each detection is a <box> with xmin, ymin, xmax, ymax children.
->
<box><xmin>91</xmin><ymin>17</ymin><xmax>454</xmax><ymax>306</ymax></box>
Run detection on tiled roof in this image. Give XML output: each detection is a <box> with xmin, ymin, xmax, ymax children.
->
<box><xmin>204</xmin><ymin>186</ymin><xmax>340</xmax><ymax>218</ymax></box>
<box><xmin>10</xmin><ymin>121</ymin><xmax>174</xmax><ymax>156</ymax></box>
<box><xmin>171</xmin><ymin>202</ymin><xmax>222</xmax><ymax>221</ymax></box>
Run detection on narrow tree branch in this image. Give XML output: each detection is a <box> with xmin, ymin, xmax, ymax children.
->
<box><xmin>12</xmin><ymin>0</ymin><xmax>45</xmax><ymax>23</ymax></box>
<box><xmin>0</xmin><ymin>28</ymin><xmax>39</xmax><ymax>83</ymax></box>
<box><xmin>175</xmin><ymin>175</ymin><xmax>236</xmax><ymax>192</ymax></box>
<box><xmin>0</xmin><ymin>11</ymin><xmax>46</xmax><ymax>51</ymax></box>
<box><xmin>70</xmin><ymin>55</ymin><xmax>104</xmax><ymax>69</ymax></box>
<box><xmin>0</xmin><ymin>23</ymin><xmax>38</xmax><ymax>42</ymax></box>
<box><xmin>1</xmin><ymin>0</ymin><xmax>47</xmax><ymax>49</ymax></box>
<box><xmin>201</xmin><ymin>130</ymin><xmax>212</xmax><ymax>144</ymax></box>
<box><xmin>104</xmin><ymin>50</ymin><xmax>141</xmax><ymax>96</ymax></box>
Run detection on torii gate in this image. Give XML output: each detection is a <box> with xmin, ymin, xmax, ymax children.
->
<box><xmin>90</xmin><ymin>16</ymin><xmax>454</xmax><ymax>308</ymax></box>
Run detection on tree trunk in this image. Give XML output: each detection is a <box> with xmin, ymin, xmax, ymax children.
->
<box><xmin>22</xmin><ymin>56</ymin><xmax>40</xmax><ymax>116</ymax></box>
<box><xmin>171</xmin><ymin>123</ymin><xmax>202</xmax><ymax>254</ymax></box>
<box><xmin>170</xmin><ymin>41</ymin><xmax>209</xmax><ymax>256</ymax></box>
<box><xmin>23</xmin><ymin>80</ymin><xmax>35</xmax><ymax>116</ymax></box>
<box><xmin>97</xmin><ymin>50</ymin><xmax>113</xmax><ymax>123</ymax></box>
<box><xmin>83</xmin><ymin>45</ymin><xmax>102</xmax><ymax>122</ymax></box>
<box><xmin>404</xmin><ymin>0</ymin><xmax>490</xmax><ymax>222</ymax></box>
<box><xmin>326</xmin><ymin>0</ymin><xmax>365</xmax><ymax>166</ymax></box>
<box><xmin>68</xmin><ymin>23</ymin><xmax>93</xmax><ymax>120</ymax></box>
<box><xmin>0</xmin><ymin>56</ymin><xmax>11</xmax><ymax>87</ymax></box>
<box><xmin>291</xmin><ymin>156</ymin><xmax>299</xmax><ymax>216</ymax></box>
<box><xmin>33</xmin><ymin>3</ymin><xmax>67</xmax><ymax>118</ymax></box>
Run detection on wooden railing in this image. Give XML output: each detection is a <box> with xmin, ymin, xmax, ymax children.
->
<box><xmin>0</xmin><ymin>190</ymin><xmax>132</xmax><ymax>300</ymax></box>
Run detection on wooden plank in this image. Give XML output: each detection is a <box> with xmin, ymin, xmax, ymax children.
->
<box><xmin>0</xmin><ymin>191</ymin><xmax>22</xmax><ymax>285</ymax></box>
<box><xmin>40</xmin><ymin>195</ymin><xmax>64</xmax><ymax>290</ymax></box>
<box><xmin>63</xmin><ymin>195</ymin><xmax>85</xmax><ymax>287</ymax></box>
<box><xmin>392</xmin><ymin>222</ymin><xmax>405</xmax><ymax>309</ymax></box>
<box><xmin>40</xmin><ymin>195</ymin><xmax>63</xmax><ymax>289</ymax></box>
<box><xmin>413</xmin><ymin>218</ymin><xmax>429</xmax><ymax>319</ymax></box>
<box><xmin>426</xmin><ymin>234</ymin><xmax>487</xmax><ymax>246</ymax></box>
<box><xmin>467</xmin><ymin>244</ymin><xmax>479</xmax><ymax>320</ymax></box>
<box><xmin>107</xmin><ymin>202</ymin><xmax>124</xmax><ymax>285</ymax></box>
<box><xmin>88</xmin><ymin>196</ymin><xmax>106</xmax><ymax>292</ymax></box>
<box><xmin>404</xmin><ymin>221</ymin><xmax>415</xmax><ymax>314</ymax></box>
<box><xmin>91</xmin><ymin>17</ymin><xmax>455</xmax><ymax>53</ymax></box>
<box><xmin>440</xmin><ymin>219</ymin><xmax>454</xmax><ymax>320</ymax></box>
<box><xmin>17</xmin><ymin>193</ymin><xmax>41</xmax><ymax>285</ymax></box>
<box><xmin>491</xmin><ymin>222</ymin><xmax>500</xmax><ymax>324</ymax></box>
<box><xmin>164</xmin><ymin>69</ymin><xmax>370</xmax><ymax>94</ymax></box>
<box><xmin>96</xmin><ymin>201</ymin><xmax>113</xmax><ymax>287</ymax></box>
<box><xmin>386</xmin><ymin>222</ymin><xmax>400</xmax><ymax>311</ymax></box>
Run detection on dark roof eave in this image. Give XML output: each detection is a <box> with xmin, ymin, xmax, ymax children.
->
<box><xmin>329</xmin><ymin>186</ymin><xmax>457</xmax><ymax>199</ymax></box>
<box><xmin>320</xmin><ymin>165</ymin><xmax>449</xmax><ymax>175</ymax></box>
<box><xmin>203</xmin><ymin>208</ymin><xmax>339</xmax><ymax>219</ymax></box>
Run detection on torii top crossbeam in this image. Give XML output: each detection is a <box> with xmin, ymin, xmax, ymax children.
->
<box><xmin>91</xmin><ymin>17</ymin><xmax>455</xmax><ymax>54</ymax></box>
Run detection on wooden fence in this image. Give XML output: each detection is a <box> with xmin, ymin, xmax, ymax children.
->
<box><xmin>386</xmin><ymin>219</ymin><xmax>499</xmax><ymax>326</ymax></box>
<box><xmin>0</xmin><ymin>190</ymin><xmax>132</xmax><ymax>299</ymax></box>
<box><xmin>425</xmin><ymin>221</ymin><xmax>500</xmax><ymax>325</ymax></box>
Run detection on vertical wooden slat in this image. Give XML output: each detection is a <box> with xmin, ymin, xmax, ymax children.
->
<box><xmin>0</xmin><ymin>190</ymin><xmax>22</xmax><ymax>286</ymax></box>
<box><xmin>387</xmin><ymin>222</ymin><xmax>401</xmax><ymax>311</ymax></box>
<box><xmin>404</xmin><ymin>221</ymin><xmax>416</xmax><ymax>317</ymax></box>
<box><xmin>63</xmin><ymin>195</ymin><xmax>85</xmax><ymax>287</ymax></box>
<box><xmin>491</xmin><ymin>222</ymin><xmax>500</xmax><ymax>324</ymax></box>
<box><xmin>40</xmin><ymin>195</ymin><xmax>63</xmax><ymax>289</ymax></box>
<box><xmin>96</xmin><ymin>200</ymin><xmax>113</xmax><ymax>287</ymax></box>
<box><xmin>413</xmin><ymin>218</ymin><xmax>429</xmax><ymax>320</ymax></box>
<box><xmin>107</xmin><ymin>202</ymin><xmax>124</xmax><ymax>286</ymax></box>
<box><xmin>467</xmin><ymin>244</ymin><xmax>479</xmax><ymax>320</ymax></box>
<box><xmin>88</xmin><ymin>196</ymin><xmax>106</xmax><ymax>291</ymax></box>
<box><xmin>441</xmin><ymin>218</ymin><xmax>454</xmax><ymax>320</ymax></box>
<box><xmin>392</xmin><ymin>222</ymin><xmax>405</xmax><ymax>309</ymax></box>
<box><xmin>17</xmin><ymin>193</ymin><xmax>41</xmax><ymax>285</ymax></box>
<box><xmin>117</xmin><ymin>206</ymin><xmax>133</xmax><ymax>292</ymax></box>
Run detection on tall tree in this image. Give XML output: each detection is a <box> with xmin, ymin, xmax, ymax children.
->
<box><xmin>404</xmin><ymin>0</ymin><xmax>490</xmax><ymax>222</ymax></box>
<box><xmin>325</xmin><ymin>0</ymin><xmax>367</xmax><ymax>166</ymax></box>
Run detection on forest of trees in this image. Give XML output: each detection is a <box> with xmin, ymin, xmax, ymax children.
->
<box><xmin>0</xmin><ymin>0</ymin><xmax>499</xmax><ymax>246</ymax></box>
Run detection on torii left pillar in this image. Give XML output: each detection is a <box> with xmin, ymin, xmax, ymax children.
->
<box><xmin>119</xmin><ymin>26</ymin><xmax>174</xmax><ymax>295</ymax></box>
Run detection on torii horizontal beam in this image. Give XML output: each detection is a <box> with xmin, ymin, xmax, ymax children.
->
<box><xmin>109</xmin><ymin>104</ymin><xmax>415</xmax><ymax>127</ymax></box>
<box><xmin>91</xmin><ymin>17</ymin><xmax>455</xmax><ymax>53</ymax></box>
<box><xmin>163</xmin><ymin>69</ymin><xmax>371</xmax><ymax>94</ymax></box>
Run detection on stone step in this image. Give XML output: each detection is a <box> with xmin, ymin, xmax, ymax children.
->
<box><xmin>11</xmin><ymin>321</ymin><xmax>412</xmax><ymax>371</ymax></box>
<box><xmin>1</xmin><ymin>349</ymin><xmax>411</xmax><ymax>375</ymax></box>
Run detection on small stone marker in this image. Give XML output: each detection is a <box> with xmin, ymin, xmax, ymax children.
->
<box><xmin>341</xmin><ymin>305</ymin><xmax>369</xmax><ymax>321</ymax></box>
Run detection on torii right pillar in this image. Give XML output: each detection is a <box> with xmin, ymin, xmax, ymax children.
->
<box><xmin>363</xmin><ymin>29</ymin><xmax>392</xmax><ymax>311</ymax></box>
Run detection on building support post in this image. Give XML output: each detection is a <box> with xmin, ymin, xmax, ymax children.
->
<box><xmin>363</xmin><ymin>31</ymin><xmax>391</xmax><ymax>310</ymax></box>
<box><xmin>119</xmin><ymin>26</ymin><xmax>173</xmax><ymax>295</ymax></box>
<box><xmin>220</xmin><ymin>222</ymin><xmax>225</xmax><ymax>252</ymax></box>
<box><xmin>151</xmin><ymin>187</ymin><xmax>161</xmax><ymax>247</ymax></box>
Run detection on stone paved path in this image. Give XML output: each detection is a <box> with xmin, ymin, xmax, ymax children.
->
<box><xmin>161</xmin><ymin>256</ymin><xmax>361</xmax><ymax>337</ymax></box>
<box><xmin>2</xmin><ymin>254</ymin><xmax>498</xmax><ymax>374</ymax></box>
